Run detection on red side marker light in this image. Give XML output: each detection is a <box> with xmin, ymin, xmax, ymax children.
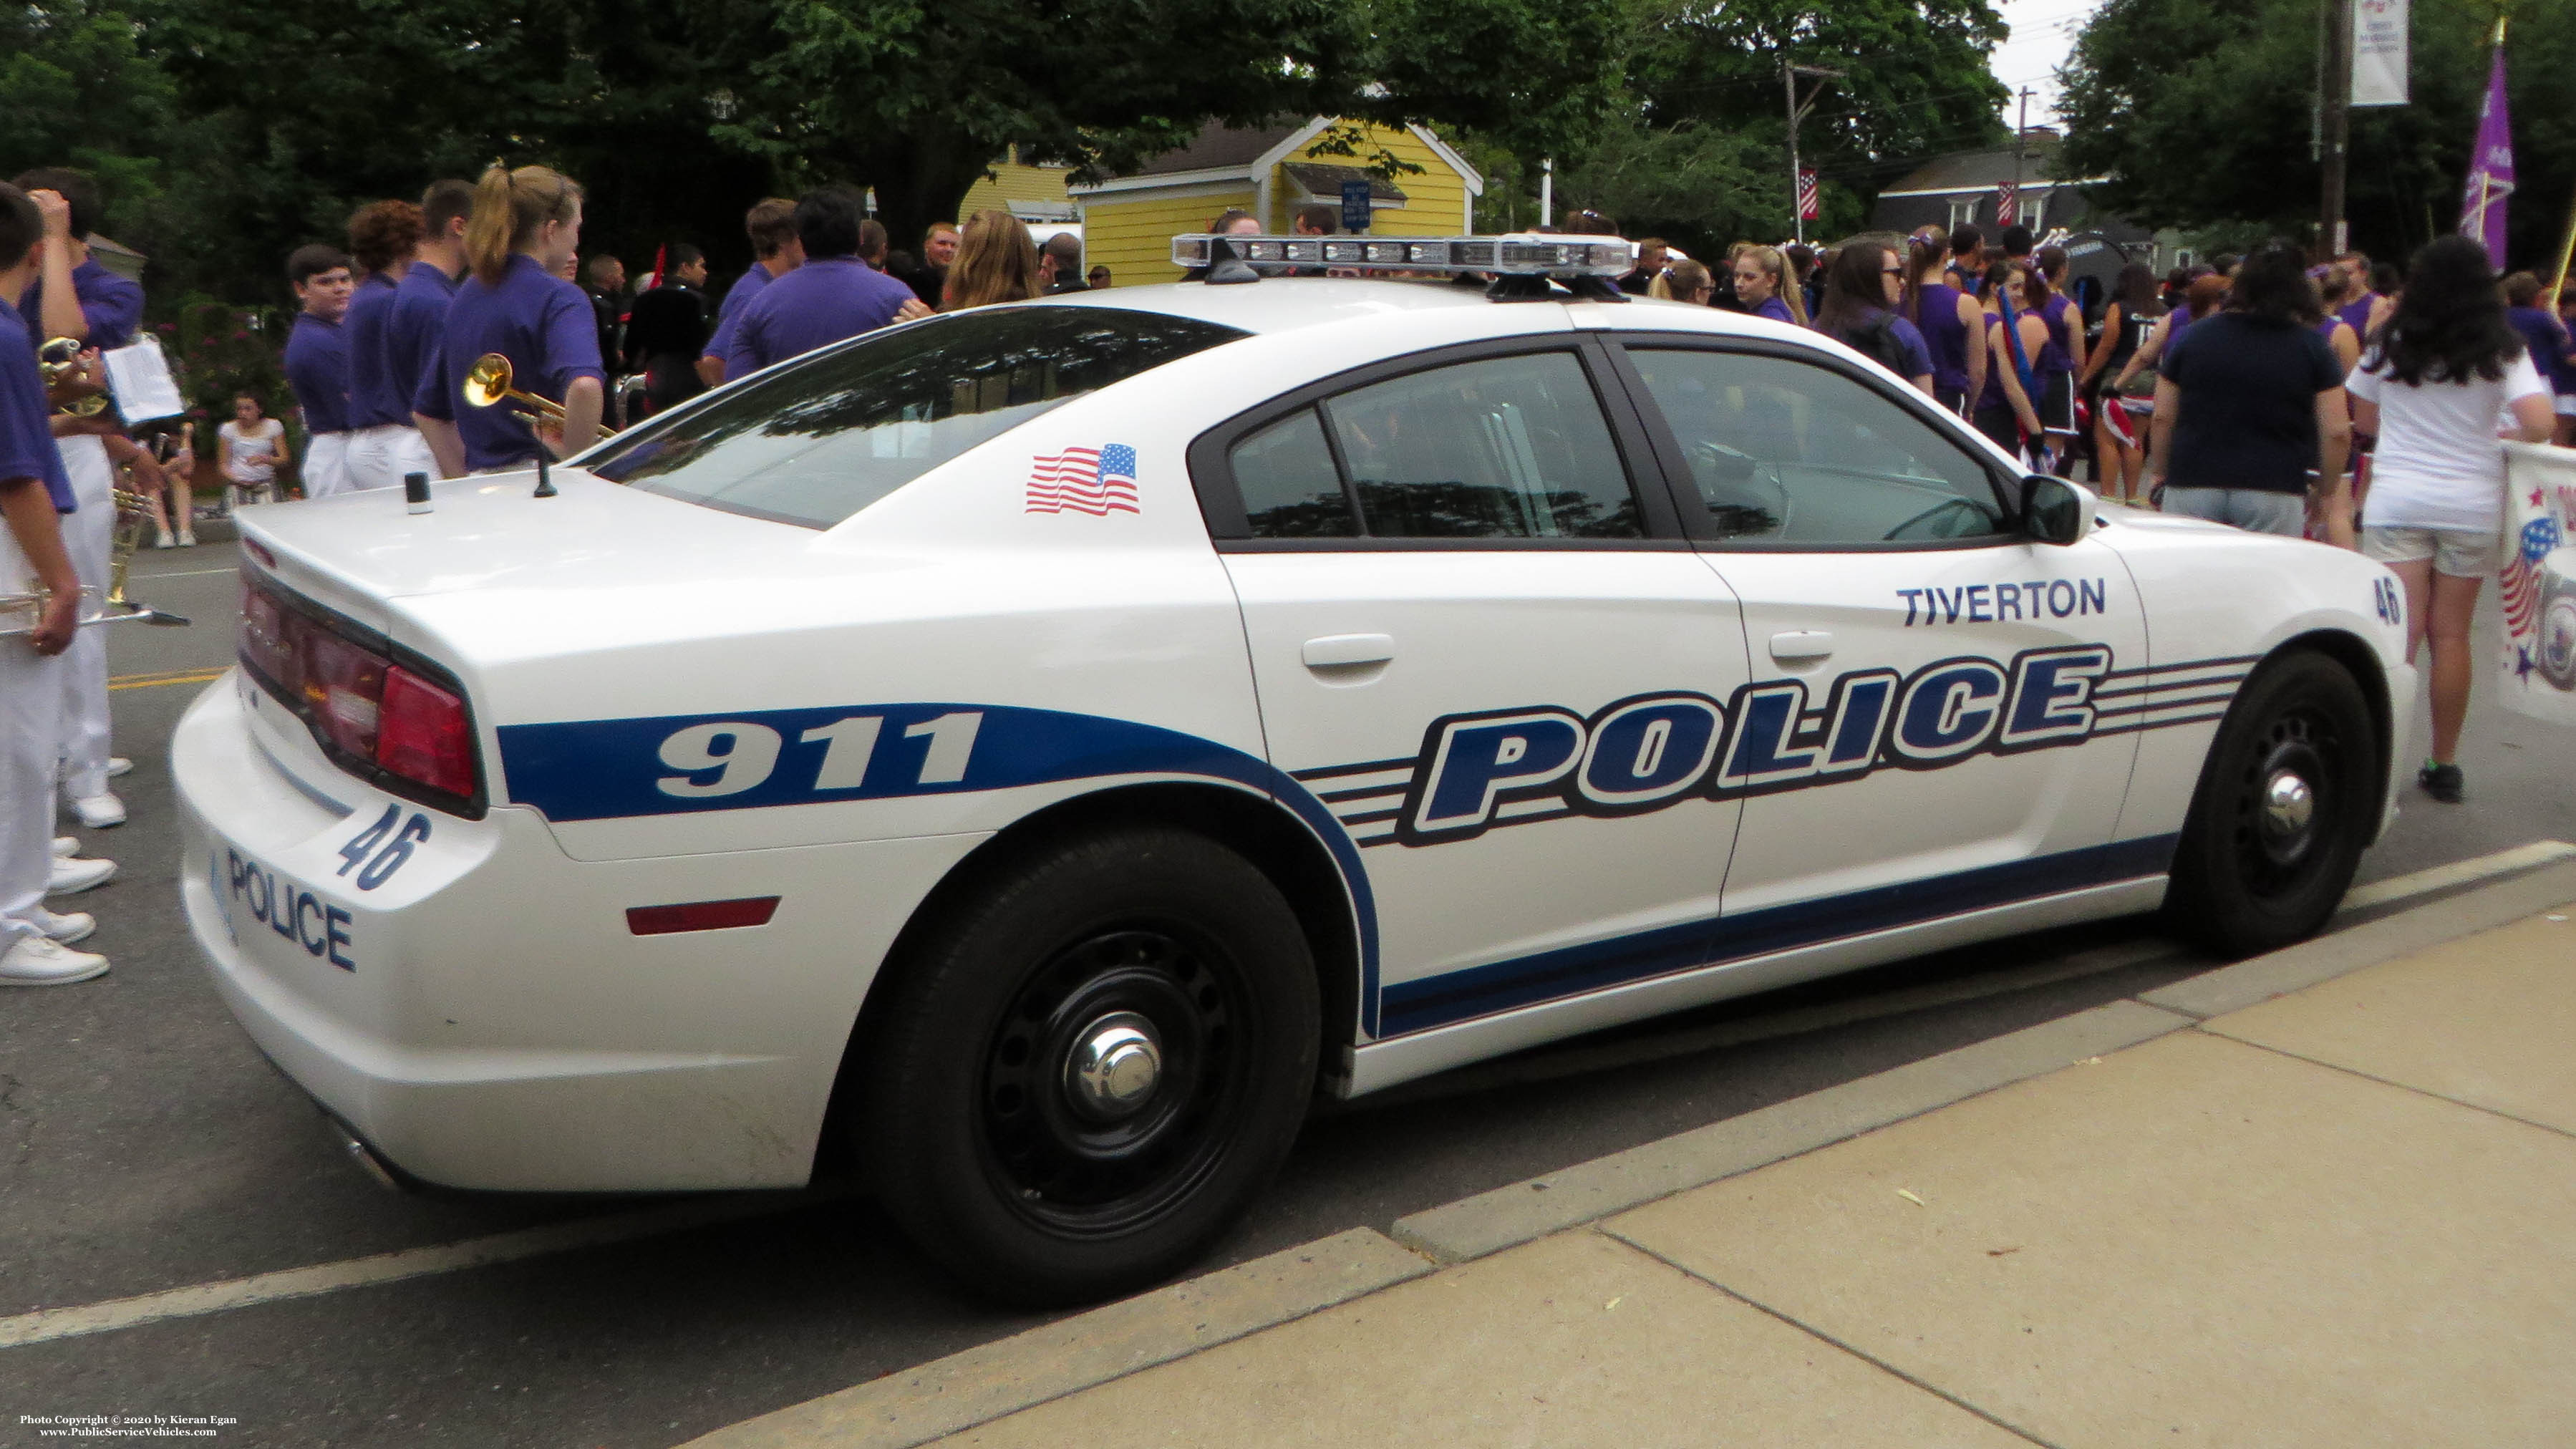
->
<box><xmin>626</xmin><ymin>897</ymin><xmax>781</xmax><ymax>935</ymax></box>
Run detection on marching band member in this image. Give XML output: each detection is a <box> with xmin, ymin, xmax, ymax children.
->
<box><xmin>697</xmin><ymin>198</ymin><xmax>800</xmax><ymax>388</ymax></box>
<box><xmin>281</xmin><ymin>244</ymin><xmax>357</xmax><ymax>497</ymax></box>
<box><xmin>14</xmin><ymin>168</ymin><xmax>141</xmax><ymax>833</ymax></box>
<box><xmin>400</xmin><ymin>180</ymin><xmax>475</xmax><ymax>479</ymax></box>
<box><xmin>0</xmin><ymin>183</ymin><xmax>112</xmax><ymax>985</ymax></box>
<box><xmin>342</xmin><ymin>199</ymin><xmax>434</xmax><ymax>491</ymax></box>
<box><xmin>412</xmin><ymin>164</ymin><xmax>603</xmax><ymax>472</ymax></box>
<box><xmin>724</xmin><ymin>189</ymin><xmax>925</xmax><ymax>382</ymax></box>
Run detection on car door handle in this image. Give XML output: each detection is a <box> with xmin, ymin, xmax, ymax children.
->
<box><xmin>1302</xmin><ymin>634</ymin><xmax>1395</xmax><ymax>668</ymax></box>
<box><xmin>1768</xmin><ymin>629</ymin><xmax>1835</xmax><ymax>662</ymax></box>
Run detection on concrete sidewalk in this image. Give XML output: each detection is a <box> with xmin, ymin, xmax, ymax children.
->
<box><xmin>696</xmin><ymin>865</ymin><xmax>2576</xmax><ymax>1449</ymax></box>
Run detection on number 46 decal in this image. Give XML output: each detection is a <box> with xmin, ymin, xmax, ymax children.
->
<box><xmin>338</xmin><ymin>805</ymin><xmax>432</xmax><ymax>890</ymax></box>
<box><xmin>655</xmin><ymin>711</ymin><xmax>983</xmax><ymax>800</ymax></box>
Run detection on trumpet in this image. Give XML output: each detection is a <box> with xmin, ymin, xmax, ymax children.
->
<box><xmin>463</xmin><ymin>353</ymin><xmax>568</xmax><ymax>428</ymax></box>
<box><xmin>0</xmin><ymin>490</ymin><xmax>193</xmax><ymax>637</ymax></box>
<box><xmin>39</xmin><ymin>336</ymin><xmax>111</xmax><ymax>418</ymax></box>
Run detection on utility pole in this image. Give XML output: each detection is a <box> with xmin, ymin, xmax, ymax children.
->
<box><xmin>1539</xmin><ymin>158</ymin><xmax>1554</xmax><ymax>228</ymax></box>
<box><xmin>2318</xmin><ymin>0</ymin><xmax>2352</xmax><ymax>259</ymax></box>
<box><xmin>2010</xmin><ymin>87</ymin><xmax>2030</xmax><ymax>226</ymax></box>
<box><xmin>1783</xmin><ymin>60</ymin><xmax>1844</xmax><ymax>245</ymax></box>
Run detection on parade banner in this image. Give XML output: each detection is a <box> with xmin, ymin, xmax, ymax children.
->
<box><xmin>2350</xmin><ymin>0</ymin><xmax>2409</xmax><ymax>107</ymax></box>
<box><xmin>2459</xmin><ymin>28</ymin><xmax>2512</xmax><ymax>270</ymax></box>
<box><xmin>2497</xmin><ymin>442</ymin><xmax>2576</xmax><ymax>725</ymax></box>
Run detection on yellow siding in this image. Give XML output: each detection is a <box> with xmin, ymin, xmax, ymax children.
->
<box><xmin>1078</xmin><ymin>188</ymin><xmax>1256</xmax><ymax>289</ymax></box>
<box><xmin>1279</xmin><ymin>124</ymin><xmax>1471</xmax><ymax>235</ymax></box>
<box><xmin>959</xmin><ymin>152</ymin><xmax>1075</xmax><ymax>219</ymax></box>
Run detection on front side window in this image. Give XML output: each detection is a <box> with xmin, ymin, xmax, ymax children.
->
<box><xmin>1228</xmin><ymin>351</ymin><xmax>1644</xmax><ymax>541</ymax></box>
<box><xmin>1627</xmin><ymin>347</ymin><xmax>2008</xmax><ymax>546</ymax></box>
<box><xmin>583</xmin><ymin>307</ymin><xmax>1245</xmax><ymax>528</ymax></box>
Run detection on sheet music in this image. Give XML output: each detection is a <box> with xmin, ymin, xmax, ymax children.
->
<box><xmin>101</xmin><ymin>334</ymin><xmax>186</xmax><ymax>424</ymax></box>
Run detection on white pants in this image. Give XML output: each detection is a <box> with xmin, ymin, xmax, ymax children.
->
<box><xmin>302</xmin><ymin>431</ymin><xmax>354</xmax><ymax>498</ymax></box>
<box><xmin>344</xmin><ymin>424</ymin><xmax>435</xmax><ymax>493</ymax></box>
<box><xmin>58</xmin><ymin>437</ymin><xmax>114</xmax><ymax>802</ymax></box>
<box><xmin>2</xmin><ymin>522</ymin><xmax>67</xmax><ymax>946</ymax></box>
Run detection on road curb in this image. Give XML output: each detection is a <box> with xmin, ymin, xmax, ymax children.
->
<box><xmin>694</xmin><ymin>858</ymin><xmax>2576</xmax><ymax>1448</ymax></box>
<box><xmin>681</xmin><ymin>1227</ymin><xmax>1431</xmax><ymax>1449</ymax></box>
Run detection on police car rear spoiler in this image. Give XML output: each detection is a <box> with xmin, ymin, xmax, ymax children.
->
<box><xmin>1171</xmin><ymin>233</ymin><xmax>1633</xmax><ymax>303</ymax></box>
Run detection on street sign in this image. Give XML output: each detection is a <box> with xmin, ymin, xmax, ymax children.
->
<box><xmin>1341</xmin><ymin>180</ymin><xmax>1373</xmax><ymax>235</ymax></box>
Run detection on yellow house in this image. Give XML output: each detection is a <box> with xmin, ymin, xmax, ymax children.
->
<box><xmin>1070</xmin><ymin>118</ymin><xmax>1484</xmax><ymax>288</ymax></box>
<box><xmin>958</xmin><ymin>147</ymin><xmax>1078</xmax><ymax>227</ymax></box>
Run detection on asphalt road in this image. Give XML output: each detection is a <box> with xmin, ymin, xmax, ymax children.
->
<box><xmin>2</xmin><ymin>529</ymin><xmax>2570</xmax><ymax>1448</ymax></box>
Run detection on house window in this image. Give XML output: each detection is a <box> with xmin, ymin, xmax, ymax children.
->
<box><xmin>2020</xmin><ymin>195</ymin><xmax>2046</xmax><ymax>235</ymax></box>
<box><xmin>1947</xmin><ymin>197</ymin><xmax>1976</xmax><ymax>233</ymax></box>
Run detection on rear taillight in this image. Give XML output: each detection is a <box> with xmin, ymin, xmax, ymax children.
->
<box><xmin>237</xmin><ymin>569</ymin><xmax>481</xmax><ymax>812</ymax></box>
<box><xmin>377</xmin><ymin>667</ymin><xmax>475</xmax><ymax>798</ymax></box>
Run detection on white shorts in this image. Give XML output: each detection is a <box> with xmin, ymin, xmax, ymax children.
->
<box><xmin>2360</xmin><ymin>525</ymin><xmax>2500</xmax><ymax>578</ymax></box>
<box><xmin>344</xmin><ymin>424</ymin><xmax>437</xmax><ymax>492</ymax></box>
<box><xmin>301</xmin><ymin>432</ymin><xmax>354</xmax><ymax>498</ymax></box>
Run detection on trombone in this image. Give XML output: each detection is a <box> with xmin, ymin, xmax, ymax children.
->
<box><xmin>463</xmin><ymin>353</ymin><xmax>568</xmax><ymax>430</ymax></box>
<box><xmin>0</xmin><ymin>490</ymin><xmax>193</xmax><ymax>639</ymax></box>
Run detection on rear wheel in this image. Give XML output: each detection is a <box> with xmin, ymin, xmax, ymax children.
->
<box><xmin>2164</xmin><ymin>650</ymin><xmax>2378</xmax><ymax>957</ymax></box>
<box><xmin>858</xmin><ymin>825</ymin><xmax>1318</xmax><ymax>1305</ymax></box>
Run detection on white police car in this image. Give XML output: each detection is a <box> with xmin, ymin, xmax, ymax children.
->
<box><xmin>175</xmin><ymin>236</ymin><xmax>2416</xmax><ymax>1304</ymax></box>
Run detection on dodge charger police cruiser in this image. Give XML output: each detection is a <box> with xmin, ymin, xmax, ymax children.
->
<box><xmin>175</xmin><ymin>234</ymin><xmax>2417</xmax><ymax>1305</ymax></box>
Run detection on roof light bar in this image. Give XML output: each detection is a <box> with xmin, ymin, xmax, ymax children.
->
<box><xmin>1169</xmin><ymin>233</ymin><xmax>1634</xmax><ymax>277</ymax></box>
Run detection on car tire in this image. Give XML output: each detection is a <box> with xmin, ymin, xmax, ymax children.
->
<box><xmin>857</xmin><ymin>824</ymin><xmax>1320</xmax><ymax>1306</ymax></box>
<box><xmin>2539</xmin><ymin>590</ymin><xmax>2576</xmax><ymax>691</ymax></box>
<box><xmin>2164</xmin><ymin>649</ymin><xmax>2379</xmax><ymax>958</ymax></box>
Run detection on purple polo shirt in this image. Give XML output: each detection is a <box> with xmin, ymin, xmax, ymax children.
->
<box><xmin>725</xmin><ymin>258</ymin><xmax>916</xmax><ymax>381</ymax></box>
<box><xmin>1753</xmin><ymin>296</ymin><xmax>1795</xmax><ymax>324</ymax></box>
<box><xmin>284</xmin><ymin>311</ymin><xmax>353</xmax><ymax>435</ymax></box>
<box><xmin>388</xmin><ymin>260</ymin><xmax>459</xmax><ymax>421</ymax></box>
<box><xmin>0</xmin><ymin>306</ymin><xmax>74</xmax><ymax>512</ymax></box>
<box><xmin>704</xmin><ymin>263</ymin><xmax>772</xmax><ymax>363</ymax></box>
<box><xmin>414</xmin><ymin>253</ymin><xmax>605</xmax><ymax>471</ymax></box>
<box><xmin>343</xmin><ymin>271</ymin><xmax>408</xmax><ymax>429</ymax></box>
<box><xmin>16</xmin><ymin>256</ymin><xmax>143</xmax><ymax>351</ymax></box>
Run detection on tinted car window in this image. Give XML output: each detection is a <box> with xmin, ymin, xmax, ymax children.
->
<box><xmin>1231</xmin><ymin>408</ymin><xmax>1357</xmax><ymax>536</ymax></box>
<box><xmin>583</xmin><ymin>307</ymin><xmax>1245</xmax><ymax>528</ymax></box>
<box><xmin>1320</xmin><ymin>352</ymin><xmax>1642</xmax><ymax>539</ymax></box>
<box><xmin>1628</xmin><ymin>348</ymin><xmax>2006</xmax><ymax>545</ymax></box>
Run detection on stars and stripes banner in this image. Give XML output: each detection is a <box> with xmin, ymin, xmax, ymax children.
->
<box><xmin>1993</xmin><ymin>183</ymin><xmax>2018</xmax><ymax>227</ymax></box>
<box><xmin>1025</xmin><ymin>442</ymin><xmax>1140</xmax><ymax>515</ymax></box>
<box><xmin>1796</xmin><ymin>170</ymin><xmax>1819</xmax><ymax>222</ymax></box>
<box><xmin>2497</xmin><ymin>443</ymin><xmax>2576</xmax><ymax>722</ymax></box>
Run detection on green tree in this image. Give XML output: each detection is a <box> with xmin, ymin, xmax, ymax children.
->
<box><xmin>2060</xmin><ymin>0</ymin><xmax>2576</xmax><ymax>268</ymax></box>
<box><xmin>0</xmin><ymin>1</ymin><xmax>178</xmax><ymax>246</ymax></box>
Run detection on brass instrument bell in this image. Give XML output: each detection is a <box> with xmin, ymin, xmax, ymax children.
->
<box><xmin>39</xmin><ymin>336</ymin><xmax>111</xmax><ymax>417</ymax></box>
<box><xmin>462</xmin><ymin>353</ymin><xmax>568</xmax><ymax>427</ymax></box>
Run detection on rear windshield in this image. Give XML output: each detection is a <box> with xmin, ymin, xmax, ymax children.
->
<box><xmin>583</xmin><ymin>306</ymin><xmax>1246</xmax><ymax>528</ymax></box>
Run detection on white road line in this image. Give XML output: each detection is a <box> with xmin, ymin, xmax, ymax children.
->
<box><xmin>5</xmin><ymin>843</ymin><xmax>2567</xmax><ymax>1351</ymax></box>
<box><xmin>2340</xmin><ymin>840</ymin><xmax>2576</xmax><ymax>911</ymax></box>
<box><xmin>0</xmin><ymin>1188</ymin><xmax>848</xmax><ymax>1352</ymax></box>
<box><xmin>129</xmin><ymin>566</ymin><xmax>240</xmax><ymax>579</ymax></box>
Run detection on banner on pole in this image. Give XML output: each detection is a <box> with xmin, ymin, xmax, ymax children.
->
<box><xmin>2498</xmin><ymin>443</ymin><xmax>2576</xmax><ymax>724</ymax></box>
<box><xmin>2459</xmin><ymin>32</ymin><xmax>2513</xmax><ymax>270</ymax></box>
<box><xmin>2351</xmin><ymin>0</ymin><xmax>2409</xmax><ymax>107</ymax></box>
<box><xmin>1993</xmin><ymin>183</ymin><xmax>2018</xmax><ymax>227</ymax></box>
<box><xmin>1797</xmin><ymin>170</ymin><xmax>1819</xmax><ymax>221</ymax></box>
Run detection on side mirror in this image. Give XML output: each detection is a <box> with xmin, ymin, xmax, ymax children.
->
<box><xmin>2020</xmin><ymin>474</ymin><xmax>2092</xmax><ymax>546</ymax></box>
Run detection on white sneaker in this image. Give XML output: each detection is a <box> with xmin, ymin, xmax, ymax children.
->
<box><xmin>70</xmin><ymin>792</ymin><xmax>125</xmax><ymax>828</ymax></box>
<box><xmin>52</xmin><ymin>835</ymin><xmax>77</xmax><ymax>857</ymax></box>
<box><xmin>105</xmin><ymin>757</ymin><xmax>133</xmax><ymax>778</ymax></box>
<box><xmin>19</xmin><ymin>906</ymin><xmax>95</xmax><ymax>944</ymax></box>
<box><xmin>47</xmin><ymin>856</ymin><xmax>115</xmax><ymax>896</ymax></box>
<box><xmin>0</xmin><ymin>933</ymin><xmax>109</xmax><ymax>985</ymax></box>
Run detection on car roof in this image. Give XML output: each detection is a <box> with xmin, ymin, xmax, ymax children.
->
<box><xmin>1037</xmin><ymin>276</ymin><xmax>1808</xmax><ymax>343</ymax></box>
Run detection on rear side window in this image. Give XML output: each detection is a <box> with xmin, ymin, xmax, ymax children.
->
<box><xmin>1226</xmin><ymin>351</ymin><xmax>1645</xmax><ymax>541</ymax></box>
<box><xmin>584</xmin><ymin>306</ymin><xmax>1245</xmax><ymax>528</ymax></box>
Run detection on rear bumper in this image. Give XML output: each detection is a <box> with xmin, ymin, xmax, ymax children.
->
<box><xmin>174</xmin><ymin>670</ymin><xmax>983</xmax><ymax>1191</ymax></box>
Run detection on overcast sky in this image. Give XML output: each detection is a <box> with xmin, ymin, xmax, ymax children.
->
<box><xmin>1987</xmin><ymin>0</ymin><xmax>2103</xmax><ymax>127</ymax></box>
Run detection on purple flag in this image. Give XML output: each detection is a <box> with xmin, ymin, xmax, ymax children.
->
<box><xmin>2460</xmin><ymin>34</ymin><xmax>2514</xmax><ymax>270</ymax></box>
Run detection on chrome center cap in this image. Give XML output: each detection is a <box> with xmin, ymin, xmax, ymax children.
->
<box><xmin>1065</xmin><ymin>1012</ymin><xmax>1162</xmax><ymax>1120</ymax></box>
<box><xmin>2262</xmin><ymin>770</ymin><xmax>2315</xmax><ymax>838</ymax></box>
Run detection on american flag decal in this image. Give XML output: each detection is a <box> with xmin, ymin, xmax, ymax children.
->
<box><xmin>1026</xmin><ymin>443</ymin><xmax>1140</xmax><ymax>515</ymax></box>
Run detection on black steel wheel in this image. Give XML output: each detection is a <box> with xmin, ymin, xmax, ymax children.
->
<box><xmin>2165</xmin><ymin>651</ymin><xmax>2379</xmax><ymax>956</ymax></box>
<box><xmin>858</xmin><ymin>825</ymin><xmax>1318</xmax><ymax>1305</ymax></box>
